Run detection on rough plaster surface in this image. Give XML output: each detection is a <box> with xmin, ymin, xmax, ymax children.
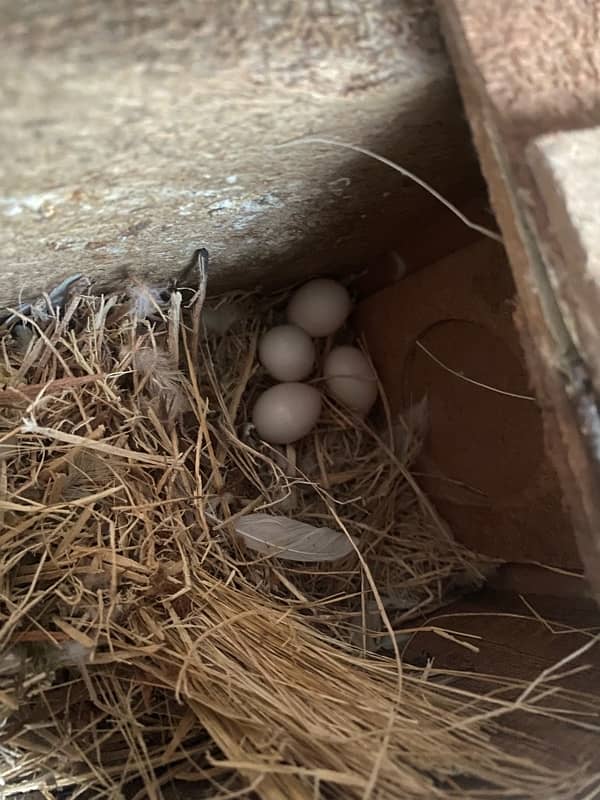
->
<box><xmin>528</xmin><ymin>128</ymin><xmax>600</xmax><ymax>388</ymax></box>
<box><xmin>0</xmin><ymin>0</ymin><xmax>477</xmax><ymax>304</ymax></box>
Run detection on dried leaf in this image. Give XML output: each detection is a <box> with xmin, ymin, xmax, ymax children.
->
<box><xmin>233</xmin><ymin>513</ymin><xmax>356</xmax><ymax>562</ymax></box>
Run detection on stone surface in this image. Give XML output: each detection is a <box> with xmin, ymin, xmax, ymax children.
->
<box><xmin>0</xmin><ymin>0</ymin><xmax>478</xmax><ymax>305</ymax></box>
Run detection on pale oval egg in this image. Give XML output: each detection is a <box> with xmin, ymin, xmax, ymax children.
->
<box><xmin>287</xmin><ymin>278</ymin><xmax>352</xmax><ymax>337</ymax></box>
<box><xmin>252</xmin><ymin>383</ymin><xmax>322</xmax><ymax>444</ymax></box>
<box><xmin>323</xmin><ymin>346</ymin><xmax>378</xmax><ymax>416</ymax></box>
<box><xmin>258</xmin><ymin>324</ymin><xmax>316</xmax><ymax>382</ymax></box>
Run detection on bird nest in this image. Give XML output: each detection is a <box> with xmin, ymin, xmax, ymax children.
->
<box><xmin>0</xmin><ymin>264</ymin><xmax>593</xmax><ymax>799</ymax></box>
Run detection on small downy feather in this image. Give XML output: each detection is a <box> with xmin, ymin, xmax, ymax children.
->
<box><xmin>128</xmin><ymin>283</ymin><xmax>170</xmax><ymax>321</ymax></box>
<box><xmin>391</xmin><ymin>395</ymin><xmax>429</xmax><ymax>463</ymax></box>
<box><xmin>131</xmin><ymin>346</ymin><xmax>188</xmax><ymax>420</ymax></box>
<box><xmin>233</xmin><ymin>513</ymin><xmax>356</xmax><ymax>562</ymax></box>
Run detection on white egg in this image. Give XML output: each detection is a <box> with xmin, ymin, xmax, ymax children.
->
<box><xmin>323</xmin><ymin>346</ymin><xmax>378</xmax><ymax>416</ymax></box>
<box><xmin>252</xmin><ymin>383</ymin><xmax>322</xmax><ymax>444</ymax></box>
<box><xmin>287</xmin><ymin>278</ymin><xmax>352</xmax><ymax>337</ymax></box>
<box><xmin>258</xmin><ymin>324</ymin><xmax>316</xmax><ymax>382</ymax></box>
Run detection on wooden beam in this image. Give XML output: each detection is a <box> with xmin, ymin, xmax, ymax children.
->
<box><xmin>437</xmin><ymin>0</ymin><xmax>600</xmax><ymax>599</ymax></box>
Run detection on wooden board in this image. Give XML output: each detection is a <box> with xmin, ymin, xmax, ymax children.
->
<box><xmin>403</xmin><ymin>586</ymin><xmax>600</xmax><ymax>777</ymax></box>
<box><xmin>357</xmin><ymin>237</ymin><xmax>579</xmax><ymax>567</ymax></box>
<box><xmin>355</xmin><ymin>189</ymin><xmax>496</xmax><ymax>297</ymax></box>
<box><xmin>436</xmin><ymin>0</ymin><xmax>600</xmax><ymax>600</ymax></box>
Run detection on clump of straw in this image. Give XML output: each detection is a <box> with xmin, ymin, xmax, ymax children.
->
<box><xmin>0</xmin><ymin>283</ymin><xmax>597</xmax><ymax>799</ymax></box>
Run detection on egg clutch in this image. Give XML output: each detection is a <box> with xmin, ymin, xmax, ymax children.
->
<box><xmin>252</xmin><ymin>278</ymin><xmax>378</xmax><ymax>445</ymax></box>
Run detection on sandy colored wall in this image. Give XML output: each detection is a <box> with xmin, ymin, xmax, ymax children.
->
<box><xmin>0</xmin><ymin>0</ymin><xmax>478</xmax><ymax>305</ymax></box>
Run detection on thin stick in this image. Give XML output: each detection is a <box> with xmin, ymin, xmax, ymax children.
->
<box><xmin>274</xmin><ymin>136</ymin><xmax>503</xmax><ymax>243</ymax></box>
<box><xmin>517</xmin><ymin>633</ymin><xmax>600</xmax><ymax>706</ymax></box>
<box><xmin>189</xmin><ymin>247</ymin><xmax>209</xmax><ymax>356</ymax></box>
<box><xmin>416</xmin><ymin>340</ymin><xmax>536</xmax><ymax>402</ymax></box>
<box><xmin>168</xmin><ymin>290</ymin><xmax>182</xmax><ymax>366</ymax></box>
<box><xmin>0</xmin><ymin>374</ymin><xmax>103</xmax><ymax>406</ymax></box>
<box><xmin>18</xmin><ymin>422</ymin><xmax>175</xmax><ymax>467</ymax></box>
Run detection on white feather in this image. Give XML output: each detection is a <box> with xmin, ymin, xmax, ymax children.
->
<box><xmin>233</xmin><ymin>513</ymin><xmax>356</xmax><ymax>562</ymax></box>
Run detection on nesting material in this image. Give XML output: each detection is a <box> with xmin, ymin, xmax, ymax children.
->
<box><xmin>0</xmin><ymin>279</ymin><xmax>597</xmax><ymax>800</ymax></box>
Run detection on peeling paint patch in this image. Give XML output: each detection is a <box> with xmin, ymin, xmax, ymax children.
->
<box><xmin>0</xmin><ymin>191</ymin><xmax>64</xmax><ymax>217</ymax></box>
<box><xmin>159</xmin><ymin>187</ymin><xmax>225</xmax><ymax>200</ymax></box>
<box><xmin>242</xmin><ymin>193</ymin><xmax>283</xmax><ymax>212</ymax></box>
<box><xmin>328</xmin><ymin>177</ymin><xmax>351</xmax><ymax>194</ymax></box>
<box><xmin>2</xmin><ymin>203</ymin><xmax>23</xmax><ymax>217</ymax></box>
<box><xmin>232</xmin><ymin>193</ymin><xmax>284</xmax><ymax>231</ymax></box>
<box><xmin>44</xmin><ymin>238</ymin><xmax>88</xmax><ymax>252</ymax></box>
<box><xmin>208</xmin><ymin>198</ymin><xmax>236</xmax><ymax>214</ymax></box>
<box><xmin>120</xmin><ymin>219</ymin><xmax>152</xmax><ymax>238</ymax></box>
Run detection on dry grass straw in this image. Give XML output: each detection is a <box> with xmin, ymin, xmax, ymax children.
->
<box><xmin>0</xmin><ymin>285</ymin><xmax>598</xmax><ymax>799</ymax></box>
